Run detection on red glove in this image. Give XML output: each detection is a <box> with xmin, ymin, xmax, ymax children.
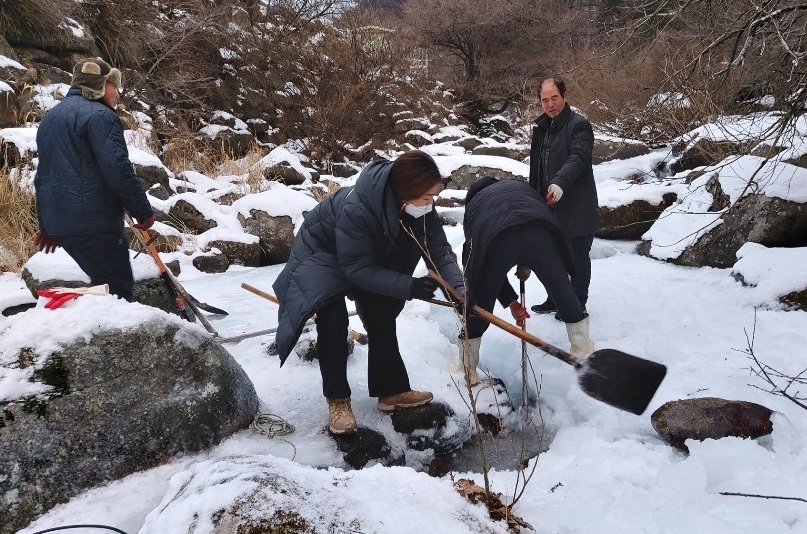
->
<box><xmin>509</xmin><ymin>301</ymin><xmax>530</xmax><ymax>327</ymax></box>
<box><xmin>133</xmin><ymin>214</ymin><xmax>156</xmax><ymax>230</ymax></box>
<box><xmin>34</xmin><ymin>230</ymin><xmax>59</xmax><ymax>253</ymax></box>
<box><xmin>37</xmin><ymin>289</ymin><xmax>81</xmax><ymax>309</ymax></box>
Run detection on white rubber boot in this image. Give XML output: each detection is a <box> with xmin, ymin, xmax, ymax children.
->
<box><xmin>566</xmin><ymin>316</ymin><xmax>595</xmax><ymax>359</ymax></box>
<box><xmin>460</xmin><ymin>337</ymin><xmax>482</xmax><ymax>386</ymax></box>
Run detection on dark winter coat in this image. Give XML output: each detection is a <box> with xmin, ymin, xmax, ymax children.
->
<box><xmin>34</xmin><ymin>86</ymin><xmax>153</xmax><ymax>236</ymax></box>
<box><xmin>528</xmin><ymin>104</ymin><xmax>598</xmax><ymax>238</ymax></box>
<box><xmin>463</xmin><ymin>178</ymin><xmax>573</xmax><ymax>305</ymax></box>
<box><xmin>272</xmin><ymin>159</ymin><xmax>465</xmax><ymax>364</ymax></box>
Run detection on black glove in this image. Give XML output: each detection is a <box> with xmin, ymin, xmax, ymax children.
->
<box><xmin>410</xmin><ymin>276</ymin><xmax>439</xmax><ymax>300</ymax></box>
<box><xmin>452</xmin><ymin>287</ymin><xmax>475</xmax><ymax>315</ymax></box>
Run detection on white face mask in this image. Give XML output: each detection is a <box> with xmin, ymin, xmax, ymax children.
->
<box><xmin>403</xmin><ymin>202</ymin><xmax>433</xmax><ymax>218</ymax></box>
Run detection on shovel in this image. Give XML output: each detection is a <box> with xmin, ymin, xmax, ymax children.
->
<box><xmin>428</xmin><ymin>270</ymin><xmax>667</xmax><ymax>415</ymax></box>
<box><xmin>240</xmin><ymin>283</ymin><xmax>368</xmax><ymax>345</ymax></box>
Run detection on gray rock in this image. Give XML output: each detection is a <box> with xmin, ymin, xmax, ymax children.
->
<box><xmin>0</xmin><ymin>319</ymin><xmax>258</xmax><ymax>534</ymax></box>
<box><xmin>134</xmin><ymin>163</ymin><xmax>171</xmax><ymax>193</ymax></box>
<box><xmin>651</xmin><ymin>397</ymin><xmax>773</xmax><ymax>452</ymax></box>
<box><xmin>471</xmin><ymin>145</ymin><xmax>529</xmax><ymax>161</ymax></box>
<box><xmin>669</xmin><ymin>139</ymin><xmax>754</xmax><ymax>174</ymax></box>
<box><xmin>649</xmin><ymin>192</ymin><xmax>807</xmax><ymax>268</ymax></box>
<box><xmin>207</xmin><ymin>239</ymin><xmax>263</xmax><ymax>267</ymax></box>
<box><xmin>0</xmin><ymin>35</ymin><xmax>19</xmax><ymax>61</ymax></box>
<box><xmin>393</xmin><ymin>402</ymin><xmax>472</xmax><ymax>455</ymax></box>
<box><xmin>453</xmin><ymin>137</ymin><xmax>484</xmax><ymax>151</ymax></box>
<box><xmin>592</xmin><ymin>139</ymin><xmax>651</xmax><ymax>164</ymax></box>
<box><xmin>445</xmin><ymin>166</ymin><xmax>524</xmax><ymax>191</ymax></box>
<box><xmin>261</xmin><ymin>163</ymin><xmax>310</xmax><ymax>185</ymax></box>
<box><xmin>239</xmin><ymin>209</ymin><xmax>296</xmax><ymax>265</ymax></box>
<box><xmin>193</xmin><ymin>253</ymin><xmax>230</xmax><ymax>274</ymax></box>
<box><xmin>0</xmin><ymin>85</ymin><xmax>19</xmax><ymax>128</ymax></box>
<box><xmin>597</xmin><ymin>193</ymin><xmax>678</xmax><ymax>239</ymax></box>
<box><xmin>330</xmin><ymin>427</ymin><xmax>405</xmax><ymax>469</ymax></box>
<box><xmin>169</xmin><ymin>198</ymin><xmax>218</xmax><ymax>234</ymax></box>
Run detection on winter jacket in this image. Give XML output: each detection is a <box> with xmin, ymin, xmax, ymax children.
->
<box><xmin>34</xmin><ymin>86</ymin><xmax>153</xmax><ymax>236</ymax></box>
<box><xmin>272</xmin><ymin>159</ymin><xmax>465</xmax><ymax>364</ymax></box>
<box><xmin>463</xmin><ymin>178</ymin><xmax>573</xmax><ymax>306</ymax></box>
<box><xmin>528</xmin><ymin>104</ymin><xmax>598</xmax><ymax>238</ymax></box>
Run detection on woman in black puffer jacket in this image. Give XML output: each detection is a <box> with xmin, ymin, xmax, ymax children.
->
<box><xmin>273</xmin><ymin>150</ymin><xmax>466</xmax><ymax>434</ymax></box>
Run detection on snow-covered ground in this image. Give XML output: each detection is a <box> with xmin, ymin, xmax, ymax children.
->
<box><xmin>3</xmin><ymin>225</ymin><xmax>807</xmax><ymax>533</ymax></box>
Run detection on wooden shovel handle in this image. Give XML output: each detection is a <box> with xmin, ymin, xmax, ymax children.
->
<box><xmin>427</xmin><ymin>270</ymin><xmax>578</xmax><ymax>367</ymax></box>
<box><xmin>241</xmin><ymin>282</ymin><xmax>280</xmax><ymax>304</ymax></box>
<box><xmin>240</xmin><ymin>283</ymin><xmax>368</xmax><ymax>344</ymax></box>
<box><xmin>125</xmin><ymin>213</ymin><xmax>218</xmax><ymax>336</ymax></box>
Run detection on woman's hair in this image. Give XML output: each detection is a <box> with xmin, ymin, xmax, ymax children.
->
<box><xmin>388</xmin><ymin>150</ymin><xmax>441</xmax><ymax>201</ymax></box>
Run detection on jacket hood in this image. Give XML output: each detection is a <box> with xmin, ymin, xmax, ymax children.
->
<box><xmin>352</xmin><ymin>159</ymin><xmax>401</xmax><ymax>239</ymax></box>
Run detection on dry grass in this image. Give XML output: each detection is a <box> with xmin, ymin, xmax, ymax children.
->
<box><xmin>0</xmin><ymin>162</ymin><xmax>38</xmax><ymax>273</ymax></box>
<box><xmin>163</xmin><ymin>133</ymin><xmax>268</xmax><ymax>196</ymax></box>
<box><xmin>310</xmin><ymin>180</ymin><xmax>342</xmax><ymax>202</ymax></box>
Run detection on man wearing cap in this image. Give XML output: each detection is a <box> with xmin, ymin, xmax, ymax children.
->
<box><xmin>34</xmin><ymin>57</ymin><xmax>155</xmax><ymax>301</ymax></box>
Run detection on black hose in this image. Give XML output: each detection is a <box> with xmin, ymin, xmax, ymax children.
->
<box><xmin>30</xmin><ymin>525</ymin><xmax>129</xmax><ymax>534</ymax></box>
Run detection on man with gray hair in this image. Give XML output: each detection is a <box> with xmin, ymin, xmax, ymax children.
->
<box><xmin>527</xmin><ymin>77</ymin><xmax>598</xmax><ymax>318</ymax></box>
<box><xmin>34</xmin><ymin>57</ymin><xmax>155</xmax><ymax>301</ymax></box>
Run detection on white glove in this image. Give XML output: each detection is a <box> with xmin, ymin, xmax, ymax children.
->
<box><xmin>48</xmin><ymin>284</ymin><xmax>110</xmax><ymax>295</ymax></box>
<box><xmin>547</xmin><ymin>184</ymin><xmax>563</xmax><ymax>204</ymax></box>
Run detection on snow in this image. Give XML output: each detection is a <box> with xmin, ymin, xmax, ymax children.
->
<box><xmin>2</xmin><ymin>109</ymin><xmax>807</xmax><ymax>533</ymax></box>
<box><xmin>0</xmin><ymin>127</ymin><xmax>38</xmax><ymax>155</ymax></box>
<box><xmin>256</xmin><ymin>145</ymin><xmax>315</xmax><ymax>181</ymax></box>
<box><xmin>4</xmin><ymin>175</ymin><xmax>807</xmax><ymax>532</ymax></box>
<box><xmin>0</xmin><ymin>55</ymin><xmax>25</xmax><ymax>70</ymax></box>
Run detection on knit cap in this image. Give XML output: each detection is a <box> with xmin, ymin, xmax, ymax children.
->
<box><xmin>71</xmin><ymin>58</ymin><xmax>122</xmax><ymax>100</ymax></box>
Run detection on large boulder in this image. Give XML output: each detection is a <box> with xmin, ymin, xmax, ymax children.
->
<box><xmin>471</xmin><ymin>144</ymin><xmax>529</xmax><ymax>161</ymax></box>
<box><xmin>239</xmin><ymin>209</ymin><xmax>295</xmax><ymax>265</ymax></box>
<box><xmin>596</xmin><ymin>179</ymin><xmax>680</xmax><ymax>240</ymax></box>
<box><xmin>669</xmin><ymin>138</ymin><xmax>754</xmax><ymax>174</ymax></box>
<box><xmin>233</xmin><ymin>189</ymin><xmax>317</xmax><ymax>265</ymax></box>
<box><xmin>207</xmin><ymin>238</ymin><xmax>263</xmax><ymax>267</ymax></box>
<box><xmin>168</xmin><ymin>198</ymin><xmax>218</xmax><ymax>234</ymax></box>
<box><xmin>592</xmin><ymin>139</ymin><xmax>651</xmax><ymax>164</ymax></box>
<box><xmin>0</xmin><ymin>299</ymin><xmax>259</xmax><ymax>534</ymax></box>
<box><xmin>640</xmin><ymin>157</ymin><xmax>807</xmax><ymax>267</ymax></box>
<box><xmin>645</xmin><ymin>189</ymin><xmax>807</xmax><ymax>268</ymax></box>
<box><xmin>651</xmin><ymin>397</ymin><xmax>773</xmax><ymax>453</ymax></box>
<box><xmin>3</xmin><ymin>14</ymin><xmax>99</xmax><ymax>59</ymax></box>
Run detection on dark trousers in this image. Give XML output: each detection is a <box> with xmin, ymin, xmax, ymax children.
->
<box><xmin>466</xmin><ymin>226</ymin><xmax>584</xmax><ymax>338</ymax></box>
<box><xmin>568</xmin><ymin>234</ymin><xmax>594</xmax><ymax>307</ymax></box>
<box><xmin>315</xmin><ymin>290</ymin><xmax>410</xmax><ymax>399</ymax></box>
<box><xmin>58</xmin><ymin>232</ymin><xmax>134</xmax><ymax>301</ymax></box>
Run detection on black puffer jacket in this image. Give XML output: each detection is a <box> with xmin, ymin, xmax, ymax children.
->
<box><xmin>528</xmin><ymin>104</ymin><xmax>598</xmax><ymax>237</ymax></box>
<box><xmin>272</xmin><ymin>159</ymin><xmax>464</xmax><ymax>364</ymax></box>
<box><xmin>34</xmin><ymin>86</ymin><xmax>153</xmax><ymax>235</ymax></box>
<box><xmin>463</xmin><ymin>179</ymin><xmax>573</xmax><ymax>307</ymax></box>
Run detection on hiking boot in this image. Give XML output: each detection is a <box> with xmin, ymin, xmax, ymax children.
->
<box><xmin>531</xmin><ymin>299</ymin><xmax>557</xmax><ymax>314</ymax></box>
<box><xmin>377</xmin><ymin>390</ymin><xmax>433</xmax><ymax>411</ymax></box>
<box><xmin>327</xmin><ymin>397</ymin><xmax>358</xmax><ymax>434</ymax></box>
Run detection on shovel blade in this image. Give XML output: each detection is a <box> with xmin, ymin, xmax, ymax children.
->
<box><xmin>577</xmin><ymin>349</ymin><xmax>667</xmax><ymax>415</ymax></box>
